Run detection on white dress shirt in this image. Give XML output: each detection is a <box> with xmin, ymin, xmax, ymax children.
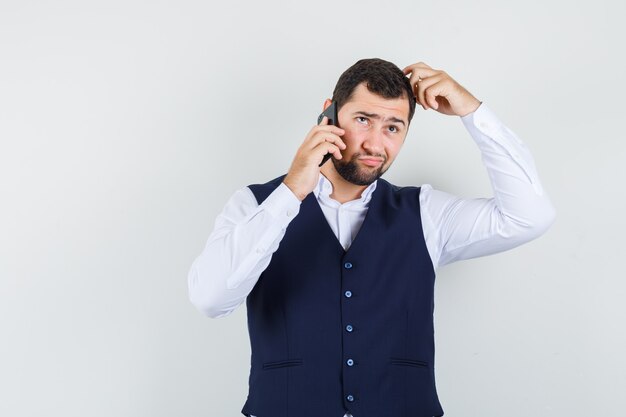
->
<box><xmin>187</xmin><ymin>103</ymin><xmax>556</xmax><ymax>417</ymax></box>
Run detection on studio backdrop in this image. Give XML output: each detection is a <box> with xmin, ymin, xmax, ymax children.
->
<box><xmin>1</xmin><ymin>1</ymin><xmax>624</xmax><ymax>416</ymax></box>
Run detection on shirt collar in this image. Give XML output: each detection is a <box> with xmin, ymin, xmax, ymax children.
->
<box><xmin>313</xmin><ymin>173</ymin><xmax>378</xmax><ymax>205</ymax></box>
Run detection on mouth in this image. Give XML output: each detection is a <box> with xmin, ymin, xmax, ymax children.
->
<box><xmin>358</xmin><ymin>157</ymin><xmax>384</xmax><ymax>167</ymax></box>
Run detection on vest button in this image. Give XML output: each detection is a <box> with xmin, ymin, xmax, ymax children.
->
<box><xmin>344</xmin><ymin>262</ymin><xmax>353</xmax><ymax>269</ymax></box>
<box><xmin>346</xmin><ymin>394</ymin><xmax>354</xmax><ymax>402</ymax></box>
<box><xmin>346</xmin><ymin>324</ymin><xmax>353</xmax><ymax>332</ymax></box>
<box><xmin>346</xmin><ymin>359</ymin><xmax>354</xmax><ymax>366</ymax></box>
<box><xmin>344</xmin><ymin>290</ymin><xmax>352</xmax><ymax>298</ymax></box>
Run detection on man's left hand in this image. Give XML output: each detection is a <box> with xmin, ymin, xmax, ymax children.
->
<box><xmin>402</xmin><ymin>62</ymin><xmax>481</xmax><ymax>117</ymax></box>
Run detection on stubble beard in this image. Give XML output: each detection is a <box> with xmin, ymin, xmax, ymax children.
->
<box><xmin>332</xmin><ymin>153</ymin><xmax>389</xmax><ymax>186</ymax></box>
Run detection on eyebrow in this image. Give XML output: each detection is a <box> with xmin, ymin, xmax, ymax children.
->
<box><xmin>352</xmin><ymin>111</ymin><xmax>406</xmax><ymax>127</ymax></box>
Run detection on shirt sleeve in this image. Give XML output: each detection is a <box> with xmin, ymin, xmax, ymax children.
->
<box><xmin>419</xmin><ymin>103</ymin><xmax>556</xmax><ymax>269</ymax></box>
<box><xmin>188</xmin><ymin>182</ymin><xmax>301</xmax><ymax>318</ymax></box>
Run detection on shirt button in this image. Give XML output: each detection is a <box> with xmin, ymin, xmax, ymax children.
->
<box><xmin>286</xmin><ymin>210</ymin><xmax>293</xmax><ymax>217</ymax></box>
<box><xmin>344</xmin><ymin>262</ymin><xmax>353</xmax><ymax>269</ymax></box>
<box><xmin>344</xmin><ymin>290</ymin><xmax>352</xmax><ymax>298</ymax></box>
<box><xmin>346</xmin><ymin>359</ymin><xmax>354</xmax><ymax>366</ymax></box>
<box><xmin>346</xmin><ymin>324</ymin><xmax>353</xmax><ymax>332</ymax></box>
<box><xmin>346</xmin><ymin>394</ymin><xmax>354</xmax><ymax>402</ymax></box>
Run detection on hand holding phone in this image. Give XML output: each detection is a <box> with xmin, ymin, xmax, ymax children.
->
<box><xmin>282</xmin><ymin>101</ymin><xmax>344</xmax><ymax>201</ymax></box>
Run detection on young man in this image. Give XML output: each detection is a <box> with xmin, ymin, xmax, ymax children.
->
<box><xmin>188</xmin><ymin>58</ymin><xmax>556</xmax><ymax>417</ymax></box>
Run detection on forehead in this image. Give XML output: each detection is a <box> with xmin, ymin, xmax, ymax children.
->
<box><xmin>340</xmin><ymin>83</ymin><xmax>410</xmax><ymax>124</ymax></box>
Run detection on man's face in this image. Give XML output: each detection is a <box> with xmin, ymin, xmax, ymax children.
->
<box><xmin>330</xmin><ymin>83</ymin><xmax>410</xmax><ymax>186</ymax></box>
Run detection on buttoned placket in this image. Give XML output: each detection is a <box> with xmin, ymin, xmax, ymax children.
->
<box><xmin>314</xmin><ymin>174</ymin><xmax>378</xmax><ymax>415</ymax></box>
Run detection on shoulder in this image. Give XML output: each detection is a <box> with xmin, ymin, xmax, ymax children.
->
<box><xmin>247</xmin><ymin>174</ymin><xmax>287</xmax><ymax>204</ymax></box>
<box><xmin>375</xmin><ymin>178</ymin><xmax>424</xmax><ymax>212</ymax></box>
<box><xmin>379</xmin><ymin>178</ymin><xmax>422</xmax><ymax>198</ymax></box>
<box><xmin>379</xmin><ymin>180</ymin><xmax>454</xmax><ymax>217</ymax></box>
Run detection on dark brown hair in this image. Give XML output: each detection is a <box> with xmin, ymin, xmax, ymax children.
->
<box><xmin>331</xmin><ymin>58</ymin><xmax>416</xmax><ymax>124</ymax></box>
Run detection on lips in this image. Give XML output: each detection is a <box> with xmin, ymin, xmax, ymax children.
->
<box><xmin>359</xmin><ymin>157</ymin><xmax>384</xmax><ymax>167</ymax></box>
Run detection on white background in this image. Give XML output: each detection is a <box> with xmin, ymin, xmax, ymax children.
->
<box><xmin>1</xmin><ymin>1</ymin><xmax>625</xmax><ymax>416</ymax></box>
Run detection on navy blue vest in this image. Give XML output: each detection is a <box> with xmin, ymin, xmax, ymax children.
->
<box><xmin>241</xmin><ymin>175</ymin><xmax>444</xmax><ymax>417</ymax></box>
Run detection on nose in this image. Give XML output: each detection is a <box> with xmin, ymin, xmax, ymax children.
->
<box><xmin>362</xmin><ymin>130</ymin><xmax>384</xmax><ymax>155</ymax></box>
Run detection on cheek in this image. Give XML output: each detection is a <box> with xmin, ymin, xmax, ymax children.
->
<box><xmin>384</xmin><ymin>142</ymin><xmax>403</xmax><ymax>161</ymax></box>
<box><xmin>340</xmin><ymin>130</ymin><xmax>364</xmax><ymax>151</ymax></box>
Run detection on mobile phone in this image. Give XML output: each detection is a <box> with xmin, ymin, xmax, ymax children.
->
<box><xmin>317</xmin><ymin>101</ymin><xmax>338</xmax><ymax>167</ymax></box>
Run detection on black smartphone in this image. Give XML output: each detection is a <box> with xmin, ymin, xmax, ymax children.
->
<box><xmin>317</xmin><ymin>101</ymin><xmax>338</xmax><ymax>167</ymax></box>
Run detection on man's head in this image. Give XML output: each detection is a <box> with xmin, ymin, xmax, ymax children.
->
<box><xmin>323</xmin><ymin>58</ymin><xmax>415</xmax><ymax>186</ymax></box>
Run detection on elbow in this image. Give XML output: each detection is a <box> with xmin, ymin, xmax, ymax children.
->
<box><xmin>537</xmin><ymin>200</ymin><xmax>557</xmax><ymax>236</ymax></box>
<box><xmin>187</xmin><ymin>264</ymin><xmax>234</xmax><ymax>319</ymax></box>
<box><xmin>528</xmin><ymin>198</ymin><xmax>557</xmax><ymax>239</ymax></box>
<box><xmin>188</xmin><ymin>294</ymin><xmax>230</xmax><ymax>319</ymax></box>
<box><xmin>506</xmin><ymin>198</ymin><xmax>557</xmax><ymax>243</ymax></box>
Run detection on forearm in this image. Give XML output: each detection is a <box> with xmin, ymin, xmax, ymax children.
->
<box><xmin>187</xmin><ymin>184</ymin><xmax>301</xmax><ymax>318</ymax></box>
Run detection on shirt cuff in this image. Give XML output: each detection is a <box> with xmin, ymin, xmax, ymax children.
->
<box><xmin>461</xmin><ymin>103</ymin><xmax>524</xmax><ymax>149</ymax></box>
<box><xmin>257</xmin><ymin>182</ymin><xmax>302</xmax><ymax>227</ymax></box>
<box><xmin>461</xmin><ymin>102</ymin><xmax>493</xmax><ymax>130</ymax></box>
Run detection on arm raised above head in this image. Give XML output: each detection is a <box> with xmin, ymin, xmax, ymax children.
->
<box><xmin>420</xmin><ymin>104</ymin><xmax>556</xmax><ymax>268</ymax></box>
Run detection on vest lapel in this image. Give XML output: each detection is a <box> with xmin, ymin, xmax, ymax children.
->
<box><xmin>303</xmin><ymin>192</ymin><xmax>346</xmax><ymax>254</ymax></box>
<box><xmin>344</xmin><ymin>179</ymin><xmax>387</xmax><ymax>257</ymax></box>
<box><xmin>305</xmin><ymin>179</ymin><xmax>388</xmax><ymax>256</ymax></box>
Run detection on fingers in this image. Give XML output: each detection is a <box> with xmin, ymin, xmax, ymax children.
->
<box><xmin>283</xmin><ymin>120</ymin><xmax>346</xmax><ymax>200</ymax></box>
<box><xmin>414</xmin><ymin>74</ymin><xmax>446</xmax><ymax>110</ymax></box>
<box><xmin>403</xmin><ymin>63</ymin><xmax>444</xmax><ymax>110</ymax></box>
<box><xmin>305</xmin><ymin>125</ymin><xmax>345</xmax><ymax>152</ymax></box>
<box><xmin>310</xmin><ymin>133</ymin><xmax>344</xmax><ymax>161</ymax></box>
<box><xmin>317</xmin><ymin>116</ymin><xmax>344</xmax><ymax>138</ymax></box>
<box><xmin>403</xmin><ymin>62</ymin><xmax>435</xmax><ymax>86</ymax></box>
<box><xmin>290</xmin><ymin>124</ymin><xmax>346</xmax><ymax>169</ymax></box>
<box><xmin>317</xmin><ymin>141</ymin><xmax>343</xmax><ymax>161</ymax></box>
<box><xmin>403</xmin><ymin>62</ymin><xmax>457</xmax><ymax>111</ymax></box>
<box><xmin>408</xmin><ymin>68</ymin><xmax>439</xmax><ymax>87</ymax></box>
<box><xmin>402</xmin><ymin>61</ymin><xmax>433</xmax><ymax>75</ymax></box>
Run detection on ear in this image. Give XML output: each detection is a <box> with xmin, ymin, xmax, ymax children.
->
<box><xmin>323</xmin><ymin>98</ymin><xmax>333</xmax><ymax>110</ymax></box>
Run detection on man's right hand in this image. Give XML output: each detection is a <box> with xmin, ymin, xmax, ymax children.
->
<box><xmin>282</xmin><ymin>116</ymin><xmax>346</xmax><ymax>201</ymax></box>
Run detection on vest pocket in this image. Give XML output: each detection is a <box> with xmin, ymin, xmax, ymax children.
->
<box><xmin>262</xmin><ymin>358</ymin><xmax>303</xmax><ymax>370</ymax></box>
<box><xmin>390</xmin><ymin>357</ymin><xmax>428</xmax><ymax>368</ymax></box>
<box><xmin>389</xmin><ymin>357</ymin><xmax>443</xmax><ymax>415</ymax></box>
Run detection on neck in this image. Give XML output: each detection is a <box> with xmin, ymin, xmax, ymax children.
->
<box><xmin>320</xmin><ymin>163</ymin><xmax>369</xmax><ymax>204</ymax></box>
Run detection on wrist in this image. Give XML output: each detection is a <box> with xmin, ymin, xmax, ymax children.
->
<box><xmin>458</xmin><ymin>97</ymin><xmax>481</xmax><ymax>117</ymax></box>
<box><xmin>282</xmin><ymin>178</ymin><xmax>308</xmax><ymax>201</ymax></box>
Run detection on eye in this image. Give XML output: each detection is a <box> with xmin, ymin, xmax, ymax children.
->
<box><xmin>356</xmin><ymin>116</ymin><xmax>368</xmax><ymax>124</ymax></box>
<box><xmin>388</xmin><ymin>125</ymin><xmax>399</xmax><ymax>133</ymax></box>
